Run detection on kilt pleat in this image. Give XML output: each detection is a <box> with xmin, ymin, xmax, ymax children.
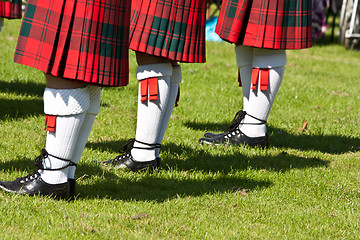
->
<box><xmin>0</xmin><ymin>0</ymin><xmax>22</xmax><ymax>19</ymax></box>
<box><xmin>129</xmin><ymin>0</ymin><xmax>206</xmax><ymax>63</ymax></box>
<box><xmin>183</xmin><ymin>0</ymin><xmax>196</xmax><ymax>62</ymax></box>
<box><xmin>216</xmin><ymin>0</ymin><xmax>312</xmax><ymax>49</ymax></box>
<box><xmin>14</xmin><ymin>0</ymin><xmax>130</xmax><ymax>87</ymax></box>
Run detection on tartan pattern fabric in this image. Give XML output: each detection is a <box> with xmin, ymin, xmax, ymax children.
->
<box><xmin>14</xmin><ymin>0</ymin><xmax>130</xmax><ymax>87</ymax></box>
<box><xmin>0</xmin><ymin>0</ymin><xmax>22</xmax><ymax>19</ymax></box>
<box><xmin>216</xmin><ymin>0</ymin><xmax>312</xmax><ymax>49</ymax></box>
<box><xmin>130</xmin><ymin>0</ymin><xmax>207</xmax><ymax>63</ymax></box>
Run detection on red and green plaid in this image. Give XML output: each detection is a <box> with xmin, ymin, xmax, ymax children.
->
<box><xmin>216</xmin><ymin>0</ymin><xmax>312</xmax><ymax>49</ymax></box>
<box><xmin>130</xmin><ymin>0</ymin><xmax>207</xmax><ymax>63</ymax></box>
<box><xmin>14</xmin><ymin>0</ymin><xmax>130</xmax><ymax>87</ymax></box>
<box><xmin>0</xmin><ymin>0</ymin><xmax>22</xmax><ymax>19</ymax></box>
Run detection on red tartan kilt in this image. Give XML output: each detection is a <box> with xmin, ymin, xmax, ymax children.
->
<box><xmin>216</xmin><ymin>0</ymin><xmax>312</xmax><ymax>49</ymax></box>
<box><xmin>14</xmin><ymin>0</ymin><xmax>130</xmax><ymax>87</ymax></box>
<box><xmin>0</xmin><ymin>0</ymin><xmax>22</xmax><ymax>19</ymax></box>
<box><xmin>129</xmin><ymin>0</ymin><xmax>207</xmax><ymax>63</ymax></box>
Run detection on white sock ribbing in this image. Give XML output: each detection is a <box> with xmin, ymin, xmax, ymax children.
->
<box><xmin>155</xmin><ymin>65</ymin><xmax>182</xmax><ymax>158</ymax></box>
<box><xmin>42</xmin><ymin>114</ymin><xmax>86</xmax><ymax>184</ymax></box>
<box><xmin>239</xmin><ymin>48</ymin><xmax>286</xmax><ymax>137</ymax></box>
<box><xmin>131</xmin><ymin>63</ymin><xmax>172</xmax><ymax>162</ymax></box>
<box><xmin>40</xmin><ymin>87</ymin><xmax>90</xmax><ymax>184</ymax></box>
<box><xmin>68</xmin><ymin>86</ymin><xmax>101</xmax><ymax>180</ymax></box>
<box><xmin>235</xmin><ymin>45</ymin><xmax>253</xmax><ymax>111</ymax></box>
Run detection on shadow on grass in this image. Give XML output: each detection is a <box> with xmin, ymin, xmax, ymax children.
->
<box><xmin>184</xmin><ymin>121</ymin><xmax>360</xmax><ymax>154</ymax></box>
<box><xmin>88</xmin><ymin>140</ymin><xmax>329</xmax><ymax>174</ymax></box>
<box><xmin>0</xmin><ymin>125</ymin><xmax>331</xmax><ymax>202</ymax></box>
<box><xmin>0</xmin><ymin>157</ymin><xmax>35</xmax><ymax>173</ymax></box>
<box><xmin>77</xmin><ymin>140</ymin><xmax>328</xmax><ymax>201</ymax></box>
<box><xmin>0</xmin><ymin>122</ymin><xmax>329</xmax><ymax>202</ymax></box>
<box><xmin>0</xmin><ymin>98</ymin><xmax>43</xmax><ymax>120</ymax></box>
<box><xmin>78</xmin><ymin>165</ymin><xmax>271</xmax><ymax>202</ymax></box>
<box><xmin>160</xmin><ymin>143</ymin><xmax>328</xmax><ymax>173</ymax></box>
<box><xmin>0</xmin><ymin>79</ymin><xmax>44</xmax><ymax>120</ymax></box>
<box><xmin>0</xmin><ymin>139</ymin><xmax>328</xmax><ymax>201</ymax></box>
<box><xmin>87</xmin><ymin>139</ymin><xmax>130</xmax><ymax>154</ymax></box>
<box><xmin>80</xmin><ymin>146</ymin><xmax>326</xmax><ymax>201</ymax></box>
<box><xmin>0</xmin><ymin>78</ymin><xmax>44</xmax><ymax>97</ymax></box>
<box><xmin>0</xmin><ymin>156</ymin><xmax>271</xmax><ymax>202</ymax></box>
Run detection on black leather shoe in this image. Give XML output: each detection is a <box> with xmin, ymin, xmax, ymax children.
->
<box><xmin>101</xmin><ymin>139</ymin><xmax>161</xmax><ymax>171</ymax></box>
<box><xmin>102</xmin><ymin>154</ymin><xmax>160</xmax><ymax>171</ymax></box>
<box><xmin>201</xmin><ymin>110</ymin><xmax>269</xmax><ymax>148</ymax></box>
<box><xmin>0</xmin><ymin>149</ymin><xmax>76</xmax><ymax>200</ymax></box>
<box><xmin>200</xmin><ymin>130</ymin><xmax>269</xmax><ymax>148</ymax></box>
<box><xmin>204</xmin><ymin>132</ymin><xmax>225</xmax><ymax>138</ymax></box>
<box><xmin>203</xmin><ymin>110</ymin><xmax>246</xmax><ymax>138</ymax></box>
<box><xmin>0</xmin><ymin>171</ymin><xmax>69</xmax><ymax>199</ymax></box>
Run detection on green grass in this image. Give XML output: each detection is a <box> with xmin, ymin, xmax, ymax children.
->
<box><xmin>1</xmin><ymin>19</ymin><xmax>360</xmax><ymax>239</ymax></box>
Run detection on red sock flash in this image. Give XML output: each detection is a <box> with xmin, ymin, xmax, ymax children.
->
<box><xmin>140</xmin><ymin>77</ymin><xmax>159</xmax><ymax>102</ymax></box>
<box><xmin>251</xmin><ymin>68</ymin><xmax>269</xmax><ymax>91</ymax></box>
<box><xmin>44</xmin><ymin>115</ymin><xmax>57</xmax><ymax>132</ymax></box>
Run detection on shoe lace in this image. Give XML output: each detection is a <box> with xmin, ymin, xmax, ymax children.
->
<box><xmin>18</xmin><ymin>171</ymin><xmax>40</xmax><ymax>183</ymax></box>
<box><xmin>110</xmin><ymin>139</ymin><xmax>161</xmax><ymax>165</ymax></box>
<box><xmin>18</xmin><ymin>149</ymin><xmax>76</xmax><ymax>183</ymax></box>
<box><xmin>224</xmin><ymin>111</ymin><xmax>266</xmax><ymax>139</ymax></box>
<box><xmin>119</xmin><ymin>138</ymin><xmax>136</xmax><ymax>154</ymax></box>
<box><xmin>34</xmin><ymin>148</ymin><xmax>76</xmax><ymax>170</ymax></box>
<box><xmin>228</xmin><ymin>110</ymin><xmax>246</xmax><ymax>132</ymax></box>
<box><xmin>34</xmin><ymin>148</ymin><xmax>48</xmax><ymax>170</ymax></box>
<box><xmin>18</xmin><ymin>149</ymin><xmax>49</xmax><ymax>183</ymax></box>
<box><xmin>110</xmin><ymin>139</ymin><xmax>135</xmax><ymax>165</ymax></box>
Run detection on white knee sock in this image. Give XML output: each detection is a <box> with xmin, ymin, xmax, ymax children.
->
<box><xmin>131</xmin><ymin>63</ymin><xmax>172</xmax><ymax>161</ymax></box>
<box><xmin>235</xmin><ymin>45</ymin><xmax>253</xmax><ymax>111</ymax></box>
<box><xmin>155</xmin><ymin>65</ymin><xmax>182</xmax><ymax>158</ymax></box>
<box><xmin>239</xmin><ymin>48</ymin><xmax>286</xmax><ymax>137</ymax></box>
<box><xmin>68</xmin><ymin>86</ymin><xmax>101</xmax><ymax>180</ymax></box>
<box><xmin>40</xmin><ymin>87</ymin><xmax>90</xmax><ymax>184</ymax></box>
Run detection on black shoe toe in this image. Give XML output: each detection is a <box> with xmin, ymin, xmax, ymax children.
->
<box><xmin>200</xmin><ymin>131</ymin><xmax>269</xmax><ymax>148</ymax></box>
<box><xmin>0</xmin><ymin>172</ymin><xmax>69</xmax><ymax>199</ymax></box>
<box><xmin>203</xmin><ymin>132</ymin><xmax>225</xmax><ymax>138</ymax></box>
<box><xmin>101</xmin><ymin>153</ymin><xmax>160</xmax><ymax>171</ymax></box>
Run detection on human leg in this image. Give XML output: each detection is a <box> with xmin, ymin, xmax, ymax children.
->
<box><xmin>202</xmin><ymin>45</ymin><xmax>254</xmax><ymax>139</ymax></box>
<box><xmin>199</xmin><ymin>48</ymin><xmax>286</xmax><ymax>147</ymax></box>
<box><xmin>0</xmin><ymin>75</ymin><xmax>90</xmax><ymax>199</ymax></box>
<box><xmin>102</xmin><ymin>53</ymin><xmax>173</xmax><ymax>170</ymax></box>
<box><xmin>154</xmin><ymin>64</ymin><xmax>182</xmax><ymax>158</ymax></box>
<box><xmin>239</xmin><ymin>48</ymin><xmax>286</xmax><ymax>137</ymax></box>
<box><xmin>67</xmin><ymin>85</ymin><xmax>101</xmax><ymax>197</ymax></box>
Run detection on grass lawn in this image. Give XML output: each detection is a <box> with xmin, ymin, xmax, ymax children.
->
<box><xmin>1</xmin><ymin>19</ymin><xmax>360</xmax><ymax>239</ymax></box>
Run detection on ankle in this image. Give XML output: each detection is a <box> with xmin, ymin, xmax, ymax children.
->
<box><xmin>131</xmin><ymin>149</ymin><xmax>156</xmax><ymax>162</ymax></box>
<box><xmin>242</xmin><ymin>112</ymin><xmax>266</xmax><ymax>125</ymax></box>
<box><xmin>239</xmin><ymin>125</ymin><xmax>267</xmax><ymax>138</ymax></box>
<box><xmin>37</xmin><ymin>149</ymin><xmax>76</xmax><ymax>184</ymax></box>
<box><xmin>238</xmin><ymin>112</ymin><xmax>267</xmax><ymax>137</ymax></box>
<box><xmin>129</xmin><ymin>139</ymin><xmax>160</xmax><ymax>162</ymax></box>
<box><xmin>40</xmin><ymin>169</ymin><xmax>69</xmax><ymax>184</ymax></box>
<box><xmin>67</xmin><ymin>166</ymin><xmax>76</xmax><ymax>180</ymax></box>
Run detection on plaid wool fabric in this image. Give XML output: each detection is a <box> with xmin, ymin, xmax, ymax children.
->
<box><xmin>216</xmin><ymin>0</ymin><xmax>312</xmax><ymax>49</ymax></box>
<box><xmin>130</xmin><ymin>0</ymin><xmax>207</xmax><ymax>63</ymax></box>
<box><xmin>14</xmin><ymin>0</ymin><xmax>130</xmax><ymax>87</ymax></box>
<box><xmin>0</xmin><ymin>0</ymin><xmax>22</xmax><ymax>19</ymax></box>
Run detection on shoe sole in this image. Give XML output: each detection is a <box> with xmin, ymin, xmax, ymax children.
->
<box><xmin>199</xmin><ymin>139</ymin><xmax>229</xmax><ymax>146</ymax></box>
